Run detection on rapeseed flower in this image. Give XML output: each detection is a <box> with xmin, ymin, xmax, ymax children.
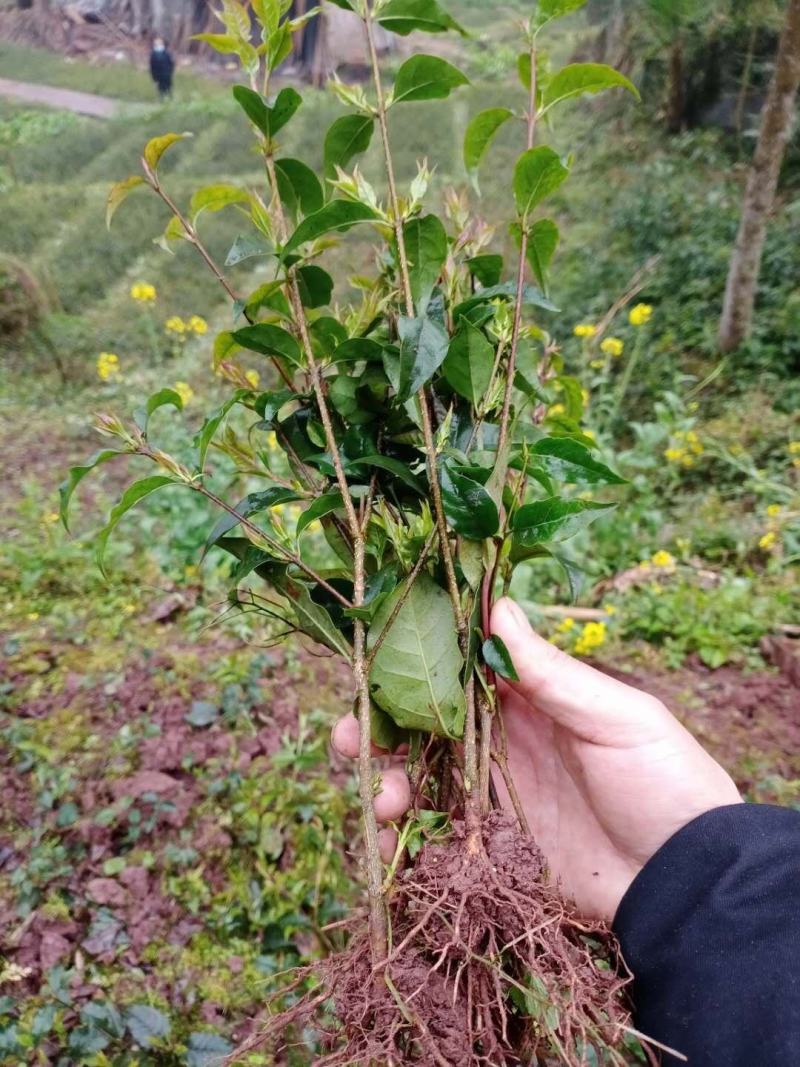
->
<box><xmin>759</xmin><ymin>531</ymin><xmax>777</xmax><ymax>551</ymax></box>
<box><xmin>165</xmin><ymin>316</ymin><xmax>187</xmax><ymax>334</ymax></box>
<box><xmin>600</xmin><ymin>337</ymin><xmax>624</xmax><ymax>357</ymax></box>
<box><xmin>97</xmin><ymin>352</ymin><xmax>120</xmax><ymax>381</ymax></box>
<box><xmin>574</xmin><ymin>620</ymin><xmax>607</xmax><ymax>656</ymax></box>
<box><xmin>245</xmin><ymin>369</ymin><xmax>260</xmax><ymax>389</ymax></box>
<box><xmin>573</xmin><ymin>323</ymin><xmax>596</xmax><ymax>338</ymax></box>
<box><xmin>174</xmin><ymin>381</ymin><xmax>194</xmax><ymax>405</ymax></box>
<box><xmin>131</xmin><ymin>282</ymin><xmax>156</xmax><ymax>303</ymax></box>
<box><xmin>188</xmin><ymin>315</ymin><xmax>208</xmax><ymax>335</ymax></box>
<box><xmin>651</xmin><ymin>550</ymin><xmax>675</xmax><ymax>569</ymax></box>
<box><xmin>629</xmin><ymin>303</ymin><xmax>652</xmax><ymax>326</ymax></box>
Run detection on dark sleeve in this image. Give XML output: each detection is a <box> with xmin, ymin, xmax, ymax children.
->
<box><xmin>614</xmin><ymin>803</ymin><xmax>800</xmax><ymax>1066</ymax></box>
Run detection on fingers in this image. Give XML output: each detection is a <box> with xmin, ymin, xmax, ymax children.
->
<box><xmin>491</xmin><ymin>597</ymin><xmax>674</xmax><ymax>746</ymax></box>
<box><xmin>331</xmin><ymin>714</ymin><xmax>412</xmax><ymax>832</ymax></box>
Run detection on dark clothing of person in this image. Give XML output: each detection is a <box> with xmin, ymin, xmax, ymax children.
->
<box><xmin>149</xmin><ymin>47</ymin><xmax>174</xmax><ymax>98</ymax></box>
<box><xmin>614</xmin><ymin>803</ymin><xmax>800</xmax><ymax>1065</ymax></box>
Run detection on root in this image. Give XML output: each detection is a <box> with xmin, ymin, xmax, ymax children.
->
<box><xmin>235</xmin><ymin>814</ymin><xmax>636</xmax><ymax>1066</ymax></box>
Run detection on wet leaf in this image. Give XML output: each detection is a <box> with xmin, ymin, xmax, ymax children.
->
<box><xmin>529</xmin><ymin>438</ymin><xmax>626</xmax><ymax>485</ymax></box>
<box><xmin>512</xmin><ymin>497</ymin><xmax>615</xmax><ymax>547</ymax></box>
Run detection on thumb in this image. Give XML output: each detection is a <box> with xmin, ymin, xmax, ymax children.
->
<box><xmin>491</xmin><ymin>597</ymin><xmax>671</xmax><ymax>746</ymax></box>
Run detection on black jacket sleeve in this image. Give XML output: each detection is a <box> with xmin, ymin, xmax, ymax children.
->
<box><xmin>613</xmin><ymin>803</ymin><xmax>800</xmax><ymax>1065</ymax></box>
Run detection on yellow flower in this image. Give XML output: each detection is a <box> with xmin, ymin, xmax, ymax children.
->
<box><xmin>165</xmin><ymin>316</ymin><xmax>187</xmax><ymax>335</ymax></box>
<box><xmin>651</xmin><ymin>549</ymin><xmax>675</xmax><ymax>569</ymax></box>
<box><xmin>584</xmin><ymin>429</ymin><xmax>596</xmax><ymax>440</ymax></box>
<box><xmin>589</xmin><ymin>358</ymin><xmax>605</xmax><ymax>370</ymax></box>
<box><xmin>600</xmin><ymin>337</ymin><xmax>624</xmax><ymax>357</ymax></box>
<box><xmin>574</xmin><ymin>323</ymin><xmax>597</xmax><ymax>338</ymax></box>
<box><xmin>266</xmin><ymin>431</ymin><xmax>278</xmax><ymax>450</ymax></box>
<box><xmin>629</xmin><ymin>303</ymin><xmax>653</xmax><ymax>326</ymax></box>
<box><xmin>188</xmin><ymin>315</ymin><xmax>208</xmax><ymax>335</ymax></box>
<box><xmin>555</xmin><ymin>617</ymin><xmax>575</xmax><ymax>634</ymax></box>
<box><xmin>97</xmin><ymin>352</ymin><xmax>120</xmax><ymax>382</ymax></box>
<box><xmin>27</xmin><ymin>612</ymin><xmax>40</xmax><ymax>621</ymax></box>
<box><xmin>664</xmin><ymin>447</ymin><xmax>685</xmax><ymax>464</ymax></box>
<box><xmin>174</xmin><ymin>381</ymin><xmax>194</xmax><ymax>406</ymax></box>
<box><xmin>604</xmin><ymin>604</ymin><xmax>617</xmax><ymax>616</ymax></box>
<box><xmin>123</xmin><ymin>603</ymin><xmax>136</xmax><ymax>614</ymax></box>
<box><xmin>42</xmin><ymin>512</ymin><xmax>60</xmax><ymax>525</ymax></box>
<box><xmin>788</xmin><ymin>441</ymin><xmax>800</xmax><ymax>455</ymax></box>
<box><xmin>549</xmin><ymin>403</ymin><xmax>566</xmax><ymax>416</ymax></box>
<box><xmin>574</xmin><ymin>620</ymin><xmax>607</xmax><ymax>656</ymax></box>
<box><xmin>766</xmin><ymin>504</ymin><xmax>781</xmax><ymax>518</ymax></box>
<box><xmin>245</xmin><ymin>369</ymin><xmax>260</xmax><ymax>389</ymax></box>
<box><xmin>759</xmin><ymin>531</ymin><xmax>777</xmax><ymax>551</ymax></box>
<box><xmin>131</xmin><ymin>282</ymin><xmax>157</xmax><ymax>303</ymax></box>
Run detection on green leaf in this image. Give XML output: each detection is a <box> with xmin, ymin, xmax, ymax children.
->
<box><xmin>524</xmin><ymin>218</ymin><xmax>560</xmax><ymax>293</ymax></box>
<box><xmin>232</xmin><ymin>323</ymin><xmax>303</xmax><ymax>366</ymax></box>
<box><xmin>193</xmin><ymin>32</ymin><xmax>242</xmax><ymax>53</ymax></box>
<box><xmin>189</xmin><ymin>183</ymin><xmax>249</xmax><ymax>220</ymax></box>
<box><xmin>463</xmin><ymin>108</ymin><xmax>514</xmax><ymax>190</ymax></box>
<box><xmin>96</xmin><ymin>477</ymin><xmax>179</xmax><ymax>576</ymax></box>
<box><xmin>551</xmin><ymin>550</ymin><xmax>584</xmax><ymax>602</ymax></box>
<box><xmin>397</xmin><ymin>315</ymin><xmax>449</xmax><ymax>401</ymax></box>
<box><xmin>274</xmin><ymin>157</ymin><xmax>324</xmax><ymax>217</ymax></box>
<box><xmin>185</xmin><ymin>701</ymin><xmax>220</xmax><ymax>728</ymax></box>
<box><xmin>454</xmin><ymin>281</ymin><xmax>559</xmax><ymax>317</ymax></box>
<box><xmin>283</xmin><ymin>200</ymin><xmax>378</xmax><ymax>255</ymax></box>
<box><xmin>106</xmin><ymin>175</ymin><xmax>145</xmax><ymax>228</ymax></box>
<box><xmin>134</xmin><ymin>387</ymin><xmax>183</xmax><ymax>435</ymax></box>
<box><xmin>254</xmin><ymin>388</ymin><xmax>295</xmax><ymax>421</ymax></box>
<box><xmin>442</xmin><ymin>320</ymin><xmax>494</xmax><ymax>406</ymax></box>
<box><xmin>392</xmin><ymin>54</ymin><xmax>469</xmax><ymax>104</ymax></box>
<box><xmin>194</xmin><ymin>391</ymin><xmax>247</xmax><ymax>472</ymax></box>
<box><xmin>482</xmin><ymin>635</ymin><xmax>519</xmax><ymax>681</ymax></box>
<box><xmin>59</xmin><ymin>449</ymin><xmax>120</xmax><ymax>531</ymax></box>
<box><xmin>225</xmin><ymin>233</ymin><xmax>273</xmax><ymax>266</ymax></box>
<box><xmin>440</xmin><ymin>462</ymin><xmax>499</xmax><ymax>540</ymax></box>
<box><xmin>530</xmin><ymin>438</ymin><xmax>626</xmax><ymax>485</ymax></box>
<box><xmin>512</xmin><ymin>497</ymin><xmax>615</xmax><ymax>547</ymax></box>
<box><xmin>370</xmin><ymin>703</ymin><xmax>407</xmax><ymax>753</ymax></box>
<box><xmin>125</xmin><ymin>1005</ymin><xmax>171</xmax><ymax>1048</ymax></box>
<box><xmin>323</xmin><ymin>114</ymin><xmax>375</xmax><ymax>179</ymax></box>
<box><xmin>143</xmin><ymin>132</ymin><xmax>191</xmax><ymax>172</ymax></box>
<box><xmin>368</xmin><ymin>573</ymin><xmax>466</xmax><ymax>737</ymax></box>
<box><xmin>331</xmin><ymin>338</ymin><xmax>385</xmax><ymax>363</ymax></box>
<box><xmin>377</xmin><ymin>0</ymin><xmax>466</xmax><ymax>36</ymax></box>
<box><xmin>403</xmin><ymin>214</ymin><xmax>448</xmax><ymax>313</ymax></box>
<box><xmin>205</xmin><ymin>487</ymin><xmax>301</xmax><ymax>553</ymax></box>
<box><xmin>514</xmin><ymin>146</ymin><xmax>570</xmax><ymax>219</ymax></box>
<box><xmin>467</xmin><ymin>254</ymin><xmax>503</xmax><ymax>287</ymax></box>
<box><xmin>349</xmin><ymin>454</ymin><xmax>425</xmax><ymax>493</ymax></box>
<box><xmin>296</xmin><ymin>264</ymin><xmax>333</xmax><ymax>308</ymax></box>
<box><xmin>232</xmin><ymin>85</ymin><xmax>302</xmax><ymax>138</ymax></box>
<box><xmin>186</xmin><ymin>1032</ymin><xmax>233</xmax><ymax>1067</ymax></box>
<box><xmin>541</xmin><ymin>63</ymin><xmax>639</xmax><ymax>115</ymax></box>
<box><xmin>535</xmin><ymin>0</ymin><xmax>587</xmax><ymax>28</ymax></box>
<box><xmin>272</xmin><ymin>571</ymin><xmax>352</xmax><ymax>659</ymax></box>
<box><xmin>297</xmin><ymin>491</ymin><xmax>344</xmax><ymax>535</ymax></box>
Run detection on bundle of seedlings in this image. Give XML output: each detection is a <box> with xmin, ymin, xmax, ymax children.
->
<box><xmin>63</xmin><ymin>0</ymin><xmax>650</xmax><ymax>1062</ymax></box>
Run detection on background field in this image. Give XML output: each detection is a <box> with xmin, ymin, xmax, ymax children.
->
<box><xmin>1</xmin><ymin>2</ymin><xmax>799</xmax><ymax>1063</ymax></box>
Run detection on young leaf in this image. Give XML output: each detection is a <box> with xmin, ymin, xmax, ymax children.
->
<box><xmin>535</xmin><ymin>0</ymin><xmax>587</xmax><ymax>29</ymax></box>
<box><xmin>323</xmin><ymin>114</ymin><xmax>375</xmax><ymax>179</ymax></box>
<box><xmin>440</xmin><ymin>463</ymin><xmax>499</xmax><ymax>540</ymax></box>
<box><xmin>134</xmin><ymin>387</ymin><xmax>184</xmax><ymax>435</ymax></box>
<box><xmin>397</xmin><ymin>315</ymin><xmax>449</xmax><ymax>401</ymax></box>
<box><xmin>297</xmin><ymin>491</ymin><xmax>344</xmax><ymax>535</ymax></box>
<box><xmin>232</xmin><ymin>323</ymin><xmax>303</xmax><ymax>366</ymax></box>
<box><xmin>513</xmin><ymin>146</ymin><xmax>570</xmax><ymax>219</ymax></box>
<box><xmin>403</xmin><ymin>214</ymin><xmax>448</xmax><ymax>313</ymax></box>
<box><xmin>189</xmin><ymin>183</ymin><xmax>249</xmax><ymax>219</ymax></box>
<box><xmin>368</xmin><ymin>574</ymin><xmax>466</xmax><ymax>737</ymax></box>
<box><xmin>442</xmin><ymin>320</ymin><xmax>494</xmax><ymax>406</ymax></box>
<box><xmin>392</xmin><ymin>54</ymin><xmax>469</xmax><ymax>104</ymax></box>
<box><xmin>143</xmin><ymin>132</ymin><xmax>191</xmax><ymax>172</ymax></box>
<box><xmin>232</xmin><ymin>84</ymin><xmax>302</xmax><ymax>138</ymax></box>
<box><xmin>283</xmin><ymin>201</ymin><xmax>378</xmax><ymax>255</ymax></box>
<box><xmin>540</xmin><ymin>63</ymin><xmax>639</xmax><ymax>116</ymax></box>
<box><xmin>106</xmin><ymin>176</ymin><xmax>145</xmax><ymax>229</ymax></box>
<box><xmin>377</xmin><ymin>0</ymin><xmax>466</xmax><ymax>36</ymax></box>
<box><xmin>530</xmin><ymin>438</ymin><xmax>626</xmax><ymax>485</ymax></box>
<box><xmin>204</xmin><ymin>487</ymin><xmax>301</xmax><ymax>553</ymax></box>
<box><xmin>59</xmin><ymin>450</ymin><xmax>121</xmax><ymax>531</ymax></box>
<box><xmin>96</xmin><ymin>477</ymin><xmax>179</xmax><ymax>576</ymax></box>
<box><xmin>194</xmin><ymin>391</ymin><xmax>248</xmax><ymax>472</ymax></box>
<box><xmin>463</xmin><ymin>108</ymin><xmax>514</xmax><ymax>190</ymax></box>
<box><xmin>512</xmin><ymin>497</ymin><xmax>615</xmax><ymax>547</ymax></box>
<box><xmin>274</xmin><ymin>157</ymin><xmax>324</xmax><ymax>217</ymax></box>
<box><xmin>296</xmin><ymin>264</ymin><xmax>334</xmax><ymax>308</ymax></box>
<box><xmin>482</xmin><ymin>635</ymin><xmax>519</xmax><ymax>681</ymax></box>
<box><xmin>467</xmin><ymin>254</ymin><xmax>503</xmax><ymax>287</ymax></box>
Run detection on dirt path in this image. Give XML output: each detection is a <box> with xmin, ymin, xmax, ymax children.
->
<box><xmin>0</xmin><ymin>75</ymin><xmax>121</xmax><ymax>117</ymax></box>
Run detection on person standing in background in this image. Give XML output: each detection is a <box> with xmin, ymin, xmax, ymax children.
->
<box><xmin>149</xmin><ymin>37</ymin><xmax>175</xmax><ymax>101</ymax></box>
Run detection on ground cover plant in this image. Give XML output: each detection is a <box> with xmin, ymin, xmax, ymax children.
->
<box><xmin>60</xmin><ymin>0</ymin><xmax>658</xmax><ymax>1062</ymax></box>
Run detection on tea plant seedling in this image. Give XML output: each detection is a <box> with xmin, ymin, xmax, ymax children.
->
<box><xmin>63</xmin><ymin>0</ymin><xmax>642</xmax><ymax>1061</ymax></box>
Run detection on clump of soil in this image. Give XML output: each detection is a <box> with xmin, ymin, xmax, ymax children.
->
<box><xmin>249</xmin><ymin>812</ymin><xmax>634</xmax><ymax>1067</ymax></box>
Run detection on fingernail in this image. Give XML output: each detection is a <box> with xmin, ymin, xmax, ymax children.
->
<box><xmin>503</xmin><ymin>598</ymin><xmax>528</xmax><ymax>629</ymax></box>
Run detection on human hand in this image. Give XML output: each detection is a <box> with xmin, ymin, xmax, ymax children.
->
<box><xmin>332</xmin><ymin>596</ymin><xmax>741</xmax><ymax>923</ymax></box>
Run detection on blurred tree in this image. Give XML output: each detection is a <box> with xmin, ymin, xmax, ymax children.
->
<box><xmin>719</xmin><ymin>0</ymin><xmax>800</xmax><ymax>353</ymax></box>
